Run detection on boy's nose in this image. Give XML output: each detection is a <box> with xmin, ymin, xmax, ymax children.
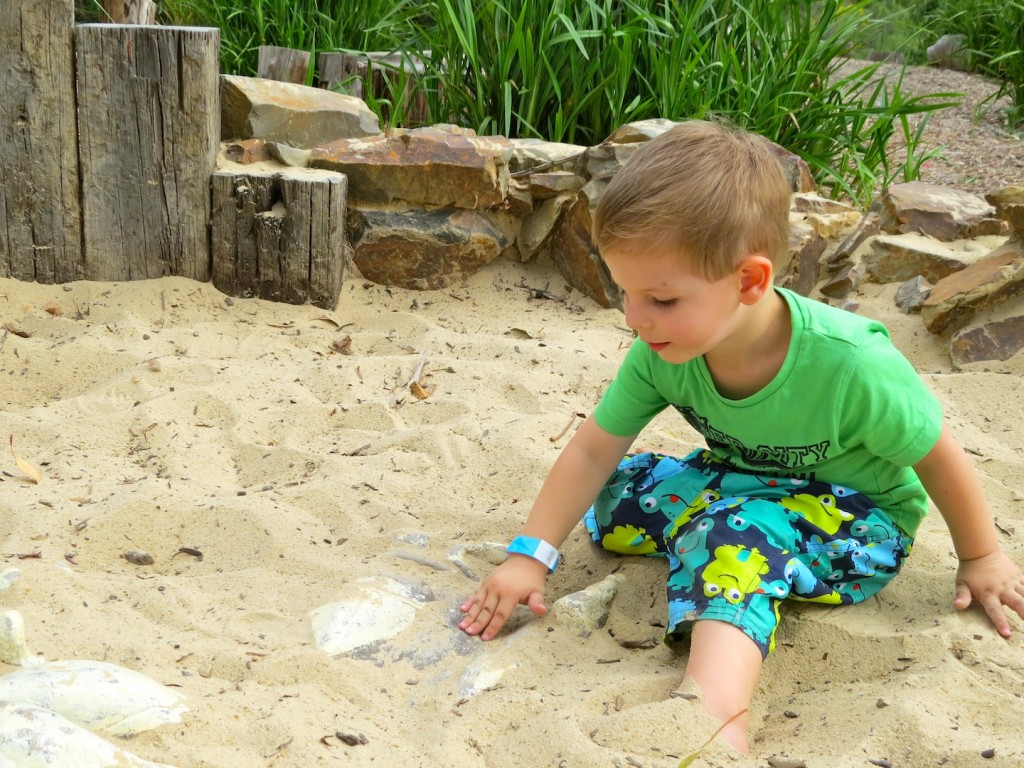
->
<box><xmin>623</xmin><ymin>296</ymin><xmax>649</xmax><ymax>330</ymax></box>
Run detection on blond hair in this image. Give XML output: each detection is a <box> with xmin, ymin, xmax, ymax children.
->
<box><xmin>593</xmin><ymin>120</ymin><xmax>791</xmax><ymax>279</ymax></box>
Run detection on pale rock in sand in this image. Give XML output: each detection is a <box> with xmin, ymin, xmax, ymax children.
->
<box><xmin>551</xmin><ymin>573</ymin><xmax>627</xmax><ymax>637</ymax></box>
<box><xmin>0</xmin><ymin>702</ymin><xmax>177</xmax><ymax>768</ymax></box>
<box><xmin>0</xmin><ymin>610</ymin><xmax>42</xmax><ymax>667</ymax></box>
<box><xmin>0</xmin><ymin>660</ymin><xmax>188</xmax><ymax>737</ymax></box>
<box><xmin>309</xmin><ymin>576</ymin><xmax>427</xmax><ymax>657</ymax></box>
<box><xmin>0</xmin><ymin>569</ymin><xmax>19</xmax><ymax>592</ymax></box>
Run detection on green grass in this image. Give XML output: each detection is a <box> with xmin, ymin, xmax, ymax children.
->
<box><xmin>394</xmin><ymin>0</ymin><xmax>957</xmax><ymax>204</ymax></box>
<box><xmin>143</xmin><ymin>0</ymin><xmax>967</xmax><ymax>204</ymax></box>
<box><xmin>158</xmin><ymin>0</ymin><xmax>418</xmax><ymax>77</ymax></box>
<box><xmin>924</xmin><ymin>0</ymin><xmax>1024</xmax><ymax>126</ymax></box>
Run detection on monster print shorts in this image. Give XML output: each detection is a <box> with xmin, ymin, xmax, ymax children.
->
<box><xmin>583</xmin><ymin>449</ymin><xmax>914</xmax><ymax>658</ymax></box>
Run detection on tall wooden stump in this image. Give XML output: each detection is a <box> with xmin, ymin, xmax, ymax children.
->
<box><xmin>211</xmin><ymin>169</ymin><xmax>348</xmax><ymax>309</ymax></box>
<box><xmin>0</xmin><ymin>0</ymin><xmax>83</xmax><ymax>283</ymax></box>
<box><xmin>75</xmin><ymin>25</ymin><xmax>219</xmax><ymax>282</ymax></box>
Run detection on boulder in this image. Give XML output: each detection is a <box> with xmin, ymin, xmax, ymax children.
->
<box><xmin>819</xmin><ymin>266</ymin><xmax>864</xmax><ymax>300</ymax></box>
<box><xmin>507</xmin><ymin>138</ymin><xmax>586</xmax><ymax>174</ymax></box>
<box><xmin>950</xmin><ymin>315</ymin><xmax>1024</xmax><ymax>366</ymax></box>
<box><xmin>779</xmin><ymin>217</ymin><xmax>826</xmax><ymax>296</ymax></box>
<box><xmin>895</xmin><ymin>275</ymin><xmax>932</xmax><ymax>314</ymax></box>
<box><xmin>220</xmin><ymin>75</ymin><xmax>380</xmax><ymax>148</ymax></box>
<box><xmin>536</xmin><ymin>182</ymin><xmax>620</xmax><ymax>309</ymax></box>
<box><xmin>516</xmin><ymin>192</ymin><xmax>576</xmax><ymax>262</ymax></box>
<box><xmin>926</xmin><ymin>34</ymin><xmax>970</xmax><ymax>71</ymax></box>
<box><xmin>311</xmin><ymin>129</ymin><xmax>514</xmax><ymax>209</ymax></box>
<box><xmin>824</xmin><ymin>212</ymin><xmax>880</xmax><ymax>274</ymax></box>
<box><xmin>880</xmin><ymin>182</ymin><xmax>1004</xmax><ymax>241</ymax></box>
<box><xmin>222</xmin><ymin>138</ymin><xmax>272</xmax><ymax>165</ymax></box>
<box><xmin>863</xmin><ymin>233</ymin><xmax>984</xmax><ymax>283</ymax></box>
<box><xmin>347</xmin><ymin>207</ymin><xmax>517</xmax><ymax>290</ymax></box>
<box><xmin>921</xmin><ymin>238</ymin><xmax>1024</xmax><ymax>333</ymax></box>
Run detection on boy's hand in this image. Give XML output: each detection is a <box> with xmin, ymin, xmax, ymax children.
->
<box><xmin>458</xmin><ymin>555</ymin><xmax>550</xmax><ymax>641</ymax></box>
<box><xmin>954</xmin><ymin>549</ymin><xmax>1024</xmax><ymax>637</ymax></box>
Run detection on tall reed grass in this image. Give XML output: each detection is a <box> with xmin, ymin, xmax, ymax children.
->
<box><xmin>925</xmin><ymin>0</ymin><xmax>1024</xmax><ymax>126</ymax></box>
<box><xmin>155</xmin><ymin>0</ymin><xmax>959</xmax><ymax>204</ymax></box>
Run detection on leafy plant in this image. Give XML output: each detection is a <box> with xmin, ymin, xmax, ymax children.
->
<box><xmin>925</xmin><ymin>0</ymin><xmax>1024</xmax><ymax>126</ymax></box>
<box><xmin>158</xmin><ymin>0</ymin><xmax>960</xmax><ymax>205</ymax></box>
<box><xmin>399</xmin><ymin>0</ymin><xmax>956</xmax><ymax>204</ymax></box>
<box><xmin>158</xmin><ymin>0</ymin><xmax>418</xmax><ymax>76</ymax></box>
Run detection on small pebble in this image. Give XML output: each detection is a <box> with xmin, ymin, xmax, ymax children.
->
<box><xmin>982</xmin><ymin>748</ymin><xmax>996</xmax><ymax>759</ymax></box>
<box><xmin>876</xmin><ymin>698</ymin><xmax>890</xmax><ymax>708</ymax></box>
<box><xmin>336</xmin><ymin>731</ymin><xmax>367</xmax><ymax>746</ymax></box>
<box><xmin>122</xmin><ymin>550</ymin><xmax>154</xmax><ymax>566</ymax></box>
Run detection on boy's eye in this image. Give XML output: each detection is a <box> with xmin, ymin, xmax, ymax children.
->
<box><xmin>649</xmin><ymin>297</ymin><xmax>677</xmax><ymax>308</ymax></box>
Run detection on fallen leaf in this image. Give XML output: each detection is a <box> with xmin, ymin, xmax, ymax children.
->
<box><xmin>9</xmin><ymin>436</ymin><xmax>42</xmax><ymax>484</ymax></box>
<box><xmin>312</xmin><ymin>315</ymin><xmax>345</xmax><ymax>328</ymax></box>
<box><xmin>410</xmin><ymin>381</ymin><xmax>431</xmax><ymax>400</ymax></box>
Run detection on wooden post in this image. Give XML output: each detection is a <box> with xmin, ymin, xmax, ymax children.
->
<box><xmin>0</xmin><ymin>0</ymin><xmax>83</xmax><ymax>283</ymax></box>
<box><xmin>258</xmin><ymin>45</ymin><xmax>311</xmax><ymax>85</ymax></box>
<box><xmin>75</xmin><ymin>24</ymin><xmax>219</xmax><ymax>282</ymax></box>
<box><xmin>317</xmin><ymin>52</ymin><xmax>365</xmax><ymax>96</ymax></box>
<box><xmin>211</xmin><ymin>169</ymin><xmax>348</xmax><ymax>309</ymax></box>
<box><xmin>317</xmin><ymin>51</ymin><xmax>430</xmax><ymax>125</ymax></box>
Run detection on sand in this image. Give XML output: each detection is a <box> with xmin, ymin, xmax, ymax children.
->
<box><xmin>1</xmin><ymin>256</ymin><xmax>1022</xmax><ymax>768</ymax></box>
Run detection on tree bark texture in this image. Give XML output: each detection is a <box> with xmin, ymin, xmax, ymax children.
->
<box><xmin>0</xmin><ymin>0</ymin><xmax>83</xmax><ymax>283</ymax></box>
<box><xmin>75</xmin><ymin>24</ymin><xmax>219</xmax><ymax>282</ymax></box>
<box><xmin>258</xmin><ymin>45</ymin><xmax>311</xmax><ymax>85</ymax></box>
<box><xmin>211</xmin><ymin>170</ymin><xmax>348</xmax><ymax>309</ymax></box>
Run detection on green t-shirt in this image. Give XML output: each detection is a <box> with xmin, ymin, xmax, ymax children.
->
<box><xmin>593</xmin><ymin>287</ymin><xmax>943</xmax><ymax>536</ymax></box>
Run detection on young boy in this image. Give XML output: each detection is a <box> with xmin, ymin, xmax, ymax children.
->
<box><xmin>458</xmin><ymin>120</ymin><xmax>1024</xmax><ymax>752</ymax></box>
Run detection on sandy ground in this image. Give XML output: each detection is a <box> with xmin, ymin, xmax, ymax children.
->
<box><xmin>1</xmin><ymin>256</ymin><xmax>1023</xmax><ymax>767</ymax></box>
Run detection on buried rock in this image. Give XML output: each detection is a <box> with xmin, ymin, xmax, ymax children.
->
<box><xmin>551</xmin><ymin>573</ymin><xmax>627</xmax><ymax>637</ymax></box>
<box><xmin>0</xmin><ymin>702</ymin><xmax>178</xmax><ymax>768</ymax></box>
<box><xmin>309</xmin><ymin>576</ymin><xmax>429</xmax><ymax>657</ymax></box>
<box><xmin>0</xmin><ymin>660</ymin><xmax>188</xmax><ymax>737</ymax></box>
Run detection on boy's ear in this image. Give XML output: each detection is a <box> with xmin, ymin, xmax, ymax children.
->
<box><xmin>736</xmin><ymin>254</ymin><xmax>774</xmax><ymax>304</ymax></box>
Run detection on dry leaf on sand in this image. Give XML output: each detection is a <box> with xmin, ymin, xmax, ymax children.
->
<box><xmin>8</xmin><ymin>436</ymin><xmax>42</xmax><ymax>484</ymax></box>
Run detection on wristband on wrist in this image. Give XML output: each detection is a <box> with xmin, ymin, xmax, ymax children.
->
<box><xmin>506</xmin><ymin>536</ymin><xmax>560</xmax><ymax>573</ymax></box>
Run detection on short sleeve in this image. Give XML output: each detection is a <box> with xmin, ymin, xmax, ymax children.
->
<box><xmin>839</xmin><ymin>331</ymin><xmax>943</xmax><ymax>467</ymax></box>
<box><xmin>593</xmin><ymin>341</ymin><xmax>670</xmax><ymax>437</ymax></box>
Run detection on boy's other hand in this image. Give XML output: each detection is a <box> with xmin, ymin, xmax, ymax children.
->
<box><xmin>954</xmin><ymin>549</ymin><xmax>1024</xmax><ymax>637</ymax></box>
<box><xmin>458</xmin><ymin>555</ymin><xmax>549</xmax><ymax>641</ymax></box>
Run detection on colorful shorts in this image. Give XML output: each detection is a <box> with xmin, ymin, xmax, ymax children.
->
<box><xmin>583</xmin><ymin>449</ymin><xmax>914</xmax><ymax>657</ymax></box>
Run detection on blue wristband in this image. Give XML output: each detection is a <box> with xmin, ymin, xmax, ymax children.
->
<box><xmin>506</xmin><ymin>536</ymin><xmax>560</xmax><ymax>573</ymax></box>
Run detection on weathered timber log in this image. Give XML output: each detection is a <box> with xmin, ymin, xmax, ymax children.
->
<box><xmin>75</xmin><ymin>24</ymin><xmax>219</xmax><ymax>282</ymax></box>
<box><xmin>258</xmin><ymin>45</ymin><xmax>311</xmax><ymax>84</ymax></box>
<box><xmin>211</xmin><ymin>169</ymin><xmax>348</xmax><ymax>309</ymax></box>
<box><xmin>317</xmin><ymin>51</ymin><xmax>430</xmax><ymax>125</ymax></box>
<box><xmin>0</xmin><ymin>0</ymin><xmax>83</xmax><ymax>283</ymax></box>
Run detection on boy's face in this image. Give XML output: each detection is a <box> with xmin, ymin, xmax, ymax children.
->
<box><xmin>602</xmin><ymin>243</ymin><xmax>745</xmax><ymax>365</ymax></box>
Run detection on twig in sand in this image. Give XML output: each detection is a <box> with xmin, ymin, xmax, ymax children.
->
<box><xmin>264</xmin><ymin>736</ymin><xmax>293</xmax><ymax>758</ymax></box>
<box><xmin>521</xmin><ymin>282</ymin><xmax>566</xmax><ymax>302</ymax></box>
<box><xmin>550</xmin><ymin>411</ymin><xmax>586</xmax><ymax>443</ymax></box>
<box><xmin>404</xmin><ymin>350</ymin><xmax>432</xmax><ymax>400</ymax></box>
<box><xmin>404</xmin><ymin>350</ymin><xmax>428</xmax><ymax>389</ymax></box>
